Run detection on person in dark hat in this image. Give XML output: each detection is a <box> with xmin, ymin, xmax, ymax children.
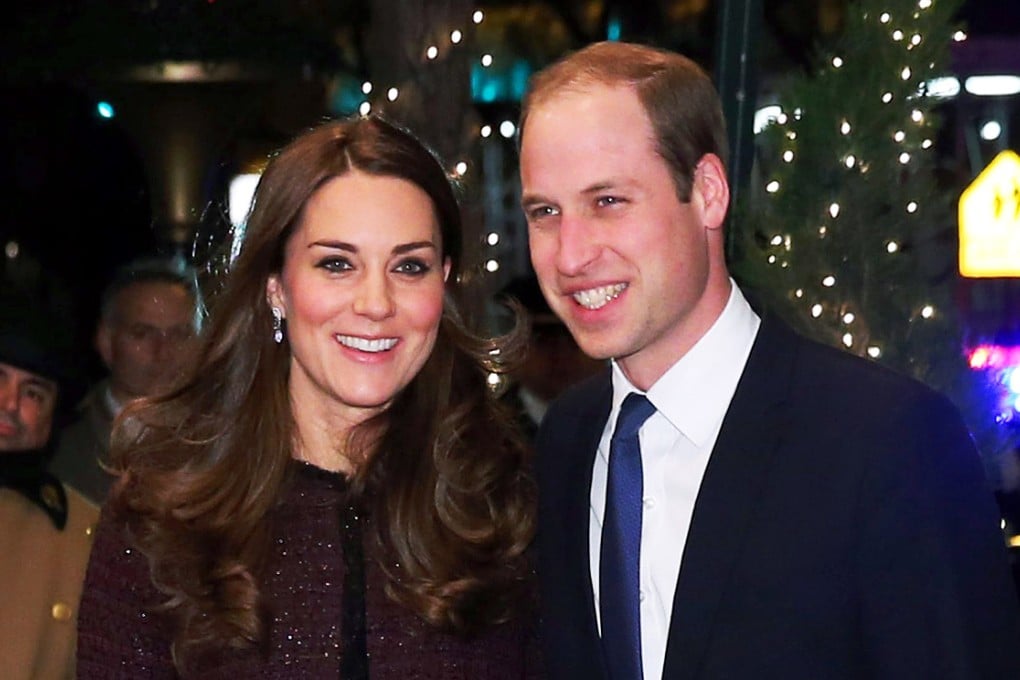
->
<box><xmin>0</xmin><ymin>282</ymin><xmax>99</xmax><ymax>680</ymax></box>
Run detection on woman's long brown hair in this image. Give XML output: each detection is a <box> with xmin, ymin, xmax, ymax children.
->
<box><xmin>108</xmin><ymin>115</ymin><xmax>534</xmax><ymax>672</ymax></box>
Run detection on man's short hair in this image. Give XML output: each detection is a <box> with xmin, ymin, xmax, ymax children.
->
<box><xmin>520</xmin><ymin>41</ymin><xmax>729</xmax><ymax>202</ymax></box>
<box><xmin>100</xmin><ymin>255</ymin><xmax>201</xmax><ymax>328</ymax></box>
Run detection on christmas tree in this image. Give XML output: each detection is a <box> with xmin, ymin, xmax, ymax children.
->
<box><xmin>731</xmin><ymin>0</ymin><xmax>1016</xmax><ymax>474</ymax></box>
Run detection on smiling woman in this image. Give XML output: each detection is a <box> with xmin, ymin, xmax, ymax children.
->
<box><xmin>75</xmin><ymin>115</ymin><xmax>541</xmax><ymax>679</ymax></box>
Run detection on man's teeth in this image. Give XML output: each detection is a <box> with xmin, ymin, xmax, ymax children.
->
<box><xmin>573</xmin><ymin>284</ymin><xmax>626</xmax><ymax>310</ymax></box>
<box><xmin>336</xmin><ymin>335</ymin><xmax>398</xmax><ymax>352</ymax></box>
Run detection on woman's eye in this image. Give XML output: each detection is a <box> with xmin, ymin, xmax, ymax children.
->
<box><xmin>318</xmin><ymin>257</ymin><xmax>352</xmax><ymax>273</ymax></box>
<box><xmin>394</xmin><ymin>259</ymin><xmax>430</xmax><ymax>275</ymax></box>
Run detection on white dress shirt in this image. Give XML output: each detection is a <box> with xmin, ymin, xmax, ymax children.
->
<box><xmin>589</xmin><ymin>280</ymin><xmax>760</xmax><ymax>680</ymax></box>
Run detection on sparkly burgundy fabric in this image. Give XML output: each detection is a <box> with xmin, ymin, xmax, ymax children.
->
<box><xmin>77</xmin><ymin>462</ymin><xmax>544</xmax><ymax>678</ymax></box>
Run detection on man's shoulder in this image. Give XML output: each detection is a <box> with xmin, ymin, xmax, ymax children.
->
<box><xmin>760</xmin><ymin>314</ymin><xmax>944</xmax><ymax>401</ymax></box>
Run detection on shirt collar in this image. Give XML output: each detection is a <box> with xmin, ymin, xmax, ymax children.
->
<box><xmin>610</xmin><ymin>280</ymin><xmax>760</xmax><ymax>446</ymax></box>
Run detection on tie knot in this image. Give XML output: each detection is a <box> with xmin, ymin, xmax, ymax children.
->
<box><xmin>613</xmin><ymin>393</ymin><xmax>655</xmax><ymax>442</ymax></box>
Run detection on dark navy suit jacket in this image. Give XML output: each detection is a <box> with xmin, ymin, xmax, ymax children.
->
<box><xmin>535</xmin><ymin>315</ymin><xmax>1020</xmax><ymax>679</ymax></box>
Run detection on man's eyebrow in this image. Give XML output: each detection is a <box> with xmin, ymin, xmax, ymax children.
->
<box><xmin>521</xmin><ymin>193</ymin><xmax>549</xmax><ymax>209</ymax></box>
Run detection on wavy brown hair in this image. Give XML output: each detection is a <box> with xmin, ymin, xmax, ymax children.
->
<box><xmin>108</xmin><ymin>115</ymin><xmax>535</xmax><ymax>672</ymax></box>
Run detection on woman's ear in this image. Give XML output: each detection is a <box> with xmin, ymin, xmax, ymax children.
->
<box><xmin>691</xmin><ymin>153</ymin><xmax>730</xmax><ymax>231</ymax></box>
<box><xmin>265</xmin><ymin>275</ymin><xmax>285</xmax><ymax>316</ymax></box>
<box><xmin>443</xmin><ymin>257</ymin><xmax>452</xmax><ymax>283</ymax></box>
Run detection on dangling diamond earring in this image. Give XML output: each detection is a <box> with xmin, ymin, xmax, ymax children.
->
<box><xmin>271</xmin><ymin>306</ymin><xmax>284</xmax><ymax>344</ymax></box>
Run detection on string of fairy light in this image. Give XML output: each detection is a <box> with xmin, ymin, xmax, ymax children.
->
<box><xmin>355</xmin><ymin>8</ymin><xmax>516</xmax><ymax>280</ymax></box>
<box><xmin>759</xmin><ymin>0</ymin><xmax>959</xmax><ymax>361</ymax></box>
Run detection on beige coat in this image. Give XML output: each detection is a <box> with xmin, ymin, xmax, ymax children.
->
<box><xmin>0</xmin><ymin>485</ymin><xmax>99</xmax><ymax>679</ymax></box>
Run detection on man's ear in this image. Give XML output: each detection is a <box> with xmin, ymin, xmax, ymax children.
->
<box><xmin>95</xmin><ymin>322</ymin><xmax>114</xmax><ymax>371</ymax></box>
<box><xmin>691</xmin><ymin>153</ymin><xmax>730</xmax><ymax>231</ymax></box>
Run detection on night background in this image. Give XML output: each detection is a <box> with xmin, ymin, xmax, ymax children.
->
<box><xmin>1</xmin><ymin>0</ymin><xmax>1020</xmax><ymax>483</ymax></box>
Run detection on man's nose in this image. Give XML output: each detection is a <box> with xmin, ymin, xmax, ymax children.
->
<box><xmin>555</xmin><ymin>213</ymin><xmax>600</xmax><ymax>275</ymax></box>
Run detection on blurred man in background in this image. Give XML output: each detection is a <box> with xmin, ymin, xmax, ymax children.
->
<box><xmin>51</xmin><ymin>256</ymin><xmax>199</xmax><ymax>504</ymax></box>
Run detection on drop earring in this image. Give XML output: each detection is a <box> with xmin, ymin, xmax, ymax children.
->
<box><xmin>271</xmin><ymin>306</ymin><xmax>284</xmax><ymax>344</ymax></box>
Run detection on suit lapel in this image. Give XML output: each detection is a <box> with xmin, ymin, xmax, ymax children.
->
<box><xmin>662</xmin><ymin>317</ymin><xmax>798</xmax><ymax>679</ymax></box>
<box><xmin>538</xmin><ymin>374</ymin><xmax>612</xmax><ymax>678</ymax></box>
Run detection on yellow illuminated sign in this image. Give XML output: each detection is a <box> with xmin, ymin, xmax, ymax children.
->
<box><xmin>959</xmin><ymin>150</ymin><xmax>1020</xmax><ymax>277</ymax></box>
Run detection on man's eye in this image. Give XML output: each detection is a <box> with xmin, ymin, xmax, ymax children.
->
<box><xmin>24</xmin><ymin>388</ymin><xmax>47</xmax><ymax>404</ymax></box>
<box><xmin>596</xmin><ymin>195</ymin><xmax>624</xmax><ymax>207</ymax></box>
<box><xmin>528</xmin><ymin>206</ymin><xmax>557</xmax><ymax>220</ymax></box>
<box><xmin>128</xmin><ymin>325</ymin><xmax>153</xmax><ymax>341</ymax></box>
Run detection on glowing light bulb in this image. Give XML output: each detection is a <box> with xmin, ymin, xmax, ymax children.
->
<box><xmin>426</xmin><ymin>46</ymin><xmax>438</xmax><ymax>60</ymax></box>
<box><xmin>766</xmin><ymin>180</ymin><xmax>780</xmax><ymax>193</ymax></box>
<box><xmin>499</xmin><ymin>120</ymin><xmax>516</xmax><ymax>138</ymax></box>
<box><xmin>832</xmin><ymin>56</ymin><xmax>844</xmax><ymax>68</ymax></box>
<box><xmin>795</xmin><ymin>289</ymin><xmax>804</xmax><ymax>298</ymax></box>
<box><xmin>894</xmin><ymin>130</ymin><xmax>906</xmax><ymax>142</ymax></box>
<box><xmin>359</xmin><ymin>101</ymin><xmax>371</xmax><ymax>115</ymax></box>
<box><xmin>911</xmin><ymin>109</ymin><xmax>924</xmax><ymax>123</ymax></box>
<box><xmin>472</xmin><ymin>10</ymin><xmax>484</xmax><ymax>23</ymax></box>
<box><xmin>361</xmin><ymin>81</ymin><xmax>373</xmax><ymax>94</ymax></box>
<box><xmin>887</xmin><ymin>241</ymin><xmax>899</xmax><ymax>253</ymax></box>
<box><xmin>828</xmin><ymin>203</ymin><xmax>840</xmax><ymax>218</ymax></box>
<box><xmin>893</xmin><ymin>30</ymin><xmax>904</xmax><ymax>41</ymax></box>
<box><xmin>480</xmin><ymin>125</ymin><xmax>492</xmax><ymax>138</ymax></box>
<box><xmin>842</xmin><ymin>333</ymin><xmax>853</xmax><ymax>347</ymax></box>
<box><xmin>486</xmin><ymin>232</ymin><xmax>499</xmax><ymax>246</ymax></box>
<box><xmin>880</xmin><ymin>12</ymin><xmax>891</xmax><ymax>23</ymax></box>
<box><xmin>387</xmin><ymin>87</ymin><xmax>399</xmax><ymax>102</ymax></box>
<box><xmin>899</xmin><ymin>152</ymin><xmax>911</xmax><ymax>164</ymax></box>
<box><xmin>882</xmin><ymin>92</ymin><xmax>894</xmax><ymax>103</ymax></box>
<box><xmin>844</xmin><ymin>155</ymin><xmax>857</xmax><ymax>168</ymax></box>
<box><xmin>782</xmin><ymin>150</ymin><xmax>794</xmax><ymax>162</ymax></box>
<box><xmin>454</xmin><ymin>161</ymin><xmax>468</xmax><ymax>175</ymax></box>
<box><xmin>450</xmin><ymin>30</ymin><xmax>463</xmax><ymax>44</ymax></box>
<box><xmin>811</xmin><ymin>304</ymin><xmax>823</xmax><ymax>317</ymax></box>
<box><xmin>906</xmin><ymin>201</ymin><xmax>918</xmax><ymax>213</ymax></box>
<box><xmin>901</xmin><ymin>66</ymin><xmax>912</xmax><ymax>80</ymax></box>
<box><xmin>843</xmin><ymin>312</ymin><xmax>855</xmax><ymax>324</ymax></box>
<box><xmin>867</xmin><ymin>346</ymin><xmax>882</xmax><ymax>358</ymax></box>
<box><xmin>840</xmin><ymin>120</ymin><xmax>852</xmax><ymax>134</ymax></box>
<box><xmin>485</xmin><ymin>259</ymin><xmax>499</xmax><ymax>272</ymax></box>
<box><xmin>822</xmin><ymin>275</ymin><xmax>836</xmax><ymax>287</ymax></box>
<box><xmin>481</xmin><ymin>54</ymin><xmax>493</xmax><ymax>67</ymax></box>
<box><xmin>921</xmin><ymin>305</ymin><xmax>934</xmax><ymax>318</ymax></box>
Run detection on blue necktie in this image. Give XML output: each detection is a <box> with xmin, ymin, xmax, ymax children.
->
<box><xmin>600</xmin><ymin>392</ymin><xmax>656</xmax><ymax>680</ymax></box>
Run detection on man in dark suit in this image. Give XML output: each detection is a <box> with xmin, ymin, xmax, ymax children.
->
<box><xmin>518</xmin><ymin>40</ymin><xmax>1020</xmax><ymax>679</ymax></box>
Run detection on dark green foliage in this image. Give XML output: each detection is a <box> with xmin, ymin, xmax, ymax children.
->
<box><xmin>732</xmin><ymin>0</ymin><xmax>1016</xmax><ymax>468</ymax></box>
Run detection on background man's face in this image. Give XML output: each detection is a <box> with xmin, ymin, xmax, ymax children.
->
<box><xmin>97</xmin><ymin>281</ymin><xmax>195</xmax><ymax>400</ymax></box>
<box><xmin>0</xmin><ymin>361</ymin><xmax>58</xmax><ymax>451</ymax></box>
